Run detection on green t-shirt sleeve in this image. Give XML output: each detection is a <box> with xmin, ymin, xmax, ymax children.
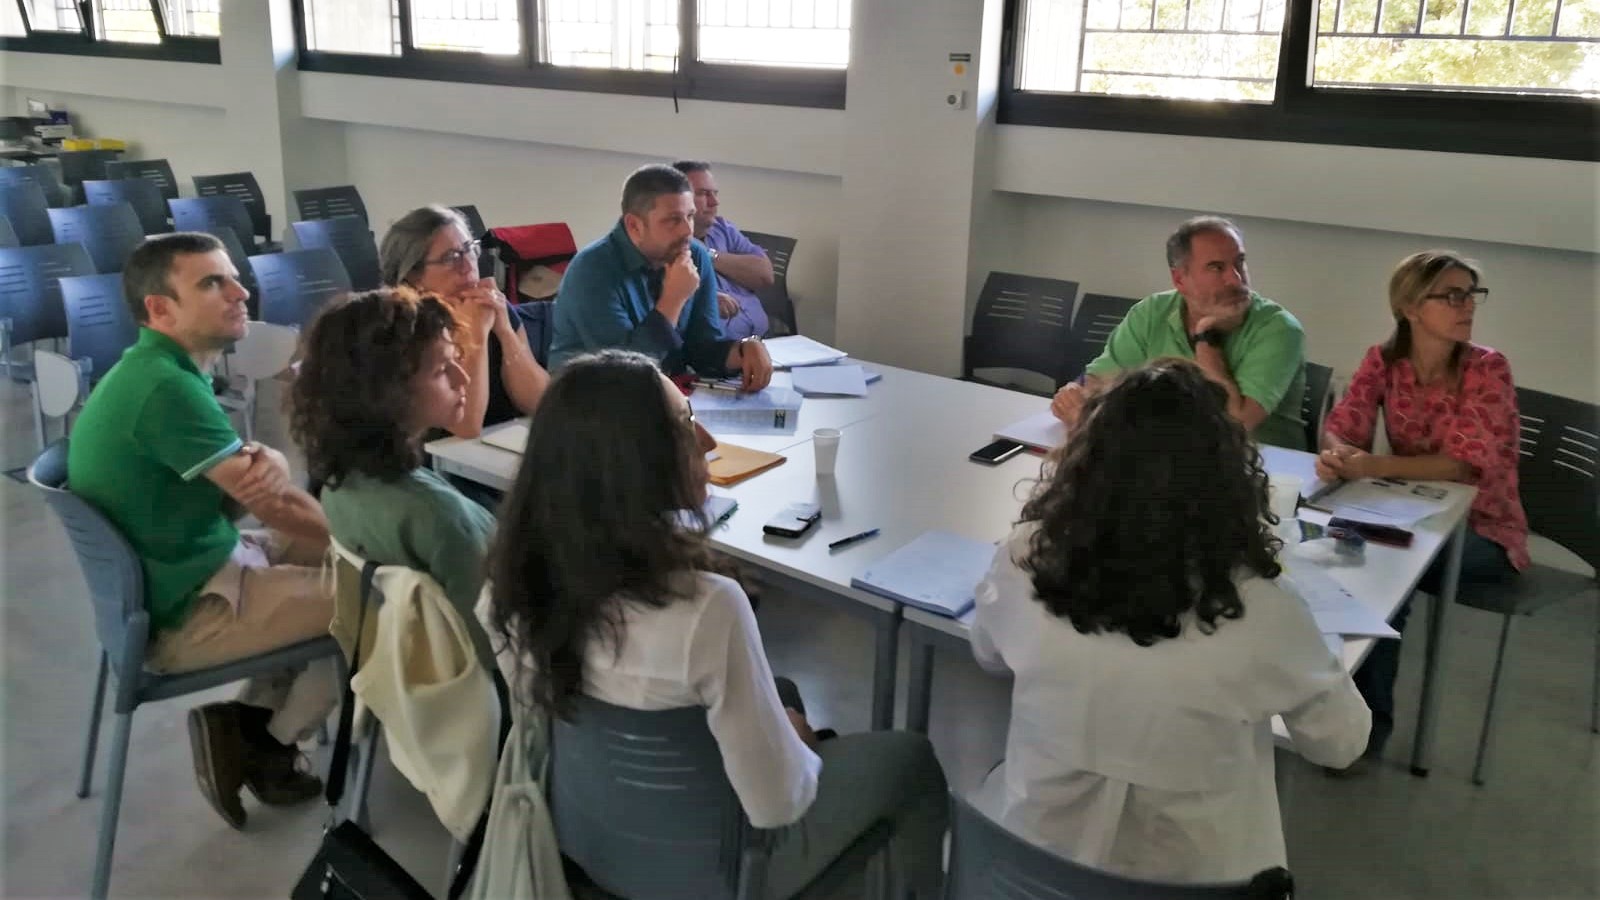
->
<box><xmin>1233</xmin><ymin>311</ymin><xmax>1306</xmax><ymax>415</ymax></box>
<box><xmin>134</xmin><ymin>371</ymin><xmax>243</xmax><ymax>481</ymax></box>
<box><xmin>1083</xmin><ymin>303</ymin><xmax>1151</xmax><ymax>380</ymax></box>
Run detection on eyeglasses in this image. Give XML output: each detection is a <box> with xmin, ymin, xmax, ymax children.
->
<box><xmin>1422</xmin><ymin>286</ymin><xmax>1489</xmax><ymax>308</ymax></box>
<box><xmin>422</xmin><ymin>239</ymin><xmax>482</xmax><ymax>269</ymax></box>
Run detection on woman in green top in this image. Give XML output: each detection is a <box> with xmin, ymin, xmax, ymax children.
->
<box><xmin>288</xmin><ymin>288</ymin><xmax>496</xmax><ymax>666</ymax></box>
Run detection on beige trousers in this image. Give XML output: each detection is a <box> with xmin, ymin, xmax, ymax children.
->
<box><xmin>147</xmin><ymin>530</ymin><xmax>338</xmax><ymax>745</ymax></box>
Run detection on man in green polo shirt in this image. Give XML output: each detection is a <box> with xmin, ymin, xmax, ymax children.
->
<box><xmin>1051</xmin><ymin>216</ymin><xmax>1308</xmax><ymax>449</ymax></box>
<box><xmin>67</xmin><ymin>232</ymin><xmax>336</xmax><ymax>830</ymax></box>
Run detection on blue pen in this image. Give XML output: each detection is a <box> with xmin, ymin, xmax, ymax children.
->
<box><xmin>828</xmin><ymin>528</ymin><xmax>881</xmax><ymax>551</ymax></box>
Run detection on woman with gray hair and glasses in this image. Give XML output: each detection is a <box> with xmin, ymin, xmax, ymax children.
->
<box><xmin>381</xmin><ymin>204</ymin><xmax>549</xmax><ymax>437</ymax></box>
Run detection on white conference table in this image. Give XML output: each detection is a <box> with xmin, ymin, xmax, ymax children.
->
<box><xmin>427</xmin><ymin>361</ymin><xmax>1475</xmax><ymax>775</ymax></box>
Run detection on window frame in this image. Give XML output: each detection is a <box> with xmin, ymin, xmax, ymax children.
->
<box><xmin>0</xmin><ymin>0</ymin><xmax>220</xmax><ymax>62</ymax></box>
<box><xmin>293</xmin><ymin>0</ymin><xmax>847</xmax><ymax>110</ymax></box>
<box><xmin>998</xmin><ymin>0</ymin><xmax>1598</xmax><ymax>162</ymax></box>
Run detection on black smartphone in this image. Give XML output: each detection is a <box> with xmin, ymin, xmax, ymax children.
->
<box><xmin>969</xmin><ymin>439</ymin><xmax>1025</xmax><ymax>465</ymax></box>
<box><xmin>763</xmin><ymin>502</ymin><xmax>822</xmax><ymax>538</ymax></box>
<box><xmin>1328</xmin><ymin>516</ymin><xmax>1414</xmax><ymax>549</ymax></box>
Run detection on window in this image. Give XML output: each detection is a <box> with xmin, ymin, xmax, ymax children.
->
<box><xmin>1</xmin><ymin>0</ymin><xmax>220</xmax><ymax>59</ymax></box>
<box><xmin>1001</xmin><ymin>0</ymin><xmax>1599</xmax><ymax>160</ymax></box>
<box><xmin>295</xmin><ymin>0</ymin><xmax>851</xmax><ymax>108</ymax></box>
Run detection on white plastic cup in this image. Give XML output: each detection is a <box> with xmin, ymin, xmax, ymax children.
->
<box><xmin>813</xmin><ymin>428</ymin><xmax>841</xmax><ymax>476</ymax></box>
<box><xmin>1268</xmin><ymin>473</ymin><xmax>1302</xmax><ymax>523</ymax></box>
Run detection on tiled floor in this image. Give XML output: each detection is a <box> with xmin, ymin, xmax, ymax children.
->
<box><xmin>2</xmin><ymin>375</ymin><xmax>1596</xmax><ymax>898</ymax></box>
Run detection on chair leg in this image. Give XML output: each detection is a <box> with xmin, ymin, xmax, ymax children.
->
<box><xmin>1472</xmin><ymin>613</ymin><xmax>1516</xmax><ymax>786</ymax></box>
<box><xmin>316</xmin><ymin>720</ymin><xmax>329</xmax><ymax>746</ymax></box>
<box><xmin>443</xmin><ymin>838</ymin><xmax>465</xmax><ymax>898</ymax></box>
<box><xmin>90</xmin><ymin>712</ymin><xmax>134</xmax><ymax>900</ymax></box>
<box><xmin>1592</xmin><ymin>598</ymin><xmax>1599</xmax><ymax>734</ymax></box>
<box><xmin>347</xmin><ymin>720</ymin><xmax>380</xmax><ymax>832</ymax></box>
<box><xmin>32</xmin><ymin>381</ymin><xmax>48</xmax><ymax>451</ymax></box>
<box><xmin>77</xmin><ymin>651</ymin><xmax>109</xmax><ymax>799</ymax></box>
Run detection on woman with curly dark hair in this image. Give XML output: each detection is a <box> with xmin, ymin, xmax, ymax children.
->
<box><xmin>288</xmin><ymin>288</ymin><xmax>495</xmax><ymax>665</ymax></box>
<box><xmin>484</xmin><ymin>350</ymin><xmax>948</xmax><ymax>899</ymax></box>
<box><xmin>970</xmin><ymin>358</ymin><xmax>1369</xmax><ymax>884</ymax></box>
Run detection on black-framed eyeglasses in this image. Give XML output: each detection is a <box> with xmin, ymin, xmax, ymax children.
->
<box><xmin>422</xmin><ymin>239</ymin><xmax>482</xmax><ymax>269</ymax></box>
<box><xmin>1422</xmin><ymin>286</ymin><xmax>1489</xmax><ymax>308</ymax></box>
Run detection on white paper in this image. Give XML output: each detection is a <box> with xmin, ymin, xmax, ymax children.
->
<box><xmin>480</xmin><ymin>422</ymin><xmax>529</xmax><ymax>454</ymax></box>
<box><xmin>1281</xmin><ymin>562</ymin><xmax>1399</xmax><ymax>639</ymax></box>
<box><xmin>693</xmin><ymin>386</ymin><xmax>803</xmax><ymax>435</ymax></box>
<box><xmin>850</xmin><ymin>531</ymin><xmax>994</xmax><ymax>617</ymax></box>
<box><xmin>791</xmin><ymin>364</ymin><xmax>870</xmax><ymax>397</ymax></box>
<box><xmin>995</xmin><ymin>411</ymin><xmax>1067</xmax><ymax>452</ymax></box>
<box><xmin>764</xmin><ymin>335</ymin><xmax>848</xmax><ymax>369</ymax></box>
<box><xmin>1326</xmin><ymin>479</ymin><xmax>1450</xmax><ymax>527</ymax></box>
<box><xmin>1256</xmin><ymin>444</ymin><xmax>1337</xmax><ymax>501</ymax></box>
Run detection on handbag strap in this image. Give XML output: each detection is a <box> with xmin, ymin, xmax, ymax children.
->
<box><xmin>444</xmin><ymin>669</ymin><xmax>514</xmax><ymax>900</ymax></box>
<box><xmin>324</xmin><ymin>559</ymin><xmax>380</xmax><ymax>810</ymax></box>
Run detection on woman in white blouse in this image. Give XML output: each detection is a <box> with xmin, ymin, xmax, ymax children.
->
<box><xmin>972</xmin><ymin>358</ymin><xmax>1370</xmax><ymax>884</ymax></box>
<box><xmin>484</xmin><ymin>349</ymin><xmax>949</xmax><ymax>899</ymax></box>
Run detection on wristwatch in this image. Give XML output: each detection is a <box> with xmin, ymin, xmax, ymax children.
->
<box><xmin>709</xmin><ymin>248</ymin><xmax>720</xmax><ymax>261</ymax></box>
<box><xmin>1188</xmin><ymin>328</ymin><xmax>1226</xmax><ymax>348</ymax></box>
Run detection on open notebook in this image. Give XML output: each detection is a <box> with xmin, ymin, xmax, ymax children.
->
<box><xmin>994</xmin><ymin>411</ymin><xmax>1067</xmax><ymax>452</ymax></box>
<box><xmin>851</xmin><ymin>531</ymin><xmax>995</xmax><ymax>618</ymax></box>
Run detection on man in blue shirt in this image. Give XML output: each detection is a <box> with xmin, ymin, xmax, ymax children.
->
<box><xmin>672</xmin><ymin>159</ymin><xmax>774</xmax><ymax>341</ymax></box>
<box><xmin>550</xmin><ymin>164</ymin><xmax>773</xmax><ymax>390</ymax></box>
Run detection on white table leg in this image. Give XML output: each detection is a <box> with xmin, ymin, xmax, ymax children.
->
<box><xmin>1410</xmin><ymin>516</ymin><xmax>1466</xmax><ymax>777</ymax></box>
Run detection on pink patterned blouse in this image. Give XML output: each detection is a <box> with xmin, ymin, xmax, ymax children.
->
<box><xmin>1322</xmin><ymin>343</ymin><xmax>1529</xmax><ymax>571</ymax></box>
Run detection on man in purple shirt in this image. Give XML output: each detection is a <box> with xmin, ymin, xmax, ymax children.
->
<box><xmin>673</xmin><ymin>160</ymin><xmax>775</xmax><ymax>340</ymax></box>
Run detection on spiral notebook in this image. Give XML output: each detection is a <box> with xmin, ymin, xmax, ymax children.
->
<box><xmin>850</xmin><ymin>531</ymin><xmax>994</xmax><ymax>618</ymax></box>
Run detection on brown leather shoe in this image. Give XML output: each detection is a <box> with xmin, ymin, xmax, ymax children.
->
<box><xmin>187</xmin><ymin>703</ymin><xmax>248</xmax><ymax>829</ymax></box>
<box><xmin>244</xmin><ymin>741</ymin><xmax>323</xmax><ymax>806</ymax></box>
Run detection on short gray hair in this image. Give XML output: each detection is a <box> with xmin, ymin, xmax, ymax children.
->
<box><xmin>1165</xmin><ymin>216</ymin><xmax>1243</xmax><ymax>270</ymax></box>
<box><xmin>379</xmin><ymin>204</ymin><xmax>470</xmax><ymax>287</ymax></box>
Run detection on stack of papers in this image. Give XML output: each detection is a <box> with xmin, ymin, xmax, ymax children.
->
<box><xmin>1257</xmin><ymin>445</ymin><xmax>1337</xmax><ymax>501</ymax></box>
<box><xmin>1324</xmin><ymin>479</ymin><xmax>1451</xmax><ymax>527</ymax></box>
<box><xmin>765</xmin><ymin>335</ymin><xmax>848</xmax><ymax>369</ymax></box>
<box><xmin>790</xmin><ymin>364</ymin><xmax>870</xmax><ymax>397</ymax></box>
<box><xmin>994</xmin><ymin>411</ymin><xmax>1067</xmax><ymax>452</ymax></box>
<box><xmin>1281</xmin><ymin>562</ymin><xmax>1398</xmax><ymax>639</ymax></box>
<box><xmin>692</xmin><ymin>386</ymin><xmax>804</xmax><ymax>435</ymax></box>
<box><xmin>851</xmin><ymin>531</ymin><xmax>995</xmax><ymax>618</ymax></box>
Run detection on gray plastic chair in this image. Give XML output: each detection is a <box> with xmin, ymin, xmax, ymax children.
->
<box><xmin>741</xmin><ymin>230</ymin><xmax>798</xmax><ymax>337</ymax></box>
<box><xmin>0</xmin><ymin>163</ymin><xmax>70</xmax><ymax>207</ymax></box>
<box><xmin>0</xmin><ymin>180</ymin><xmax>57</xmax><ymax>246</ymax></box>
<box><xmin>193</xmin><ymin>172</ymin><xmax>274</xmax><ymax>248</ymax></box>
<box><xmin>27</xmin><ymin>440</ymin><xmax>344</xmax><ymax>900</ymax></box>
<box><xmin>56</xmin><ymin>150</ymin><xmax>121</xmax><ymax>204</ymax></box>
<box><xmin>1060</xmin><ymin>293</ymin><xmax>1138</xmax><ymax>385</ymax></box>
<box><xmin>60</xmin><ymin>272</ymin><xmax>137</xmax><ymax>383</ymax></box>
<box><xmin>963</xmin><ymin>272</ymin><xmax>1083</xmax><ymax>395</ymax></box>
<box><xmin>291</xmin><ymin>215</ymin><xmax>382</xmax><ymax>291</ymax></box>
<box><xmin>1301</xmin><ymin>362</ymin><xmax>1335</xmax><ymax>452</ymax></box>
<box><xmin>104</xmin><ymin>158</ymin><xmax>179</xmax><ymax>201</ymax></box>
<box><xmin>170</xmin><ymin>195</ymin><xmax>270</xmax><ymax>255</ymax></box>
<box><xmin>550</xmin><ymin>695</ymin><xmax>892</xmax><ymax>900</ymax></box>
<box><xmin>48</xmin><ymin>203</ymin><xmax>145</xmax><ymax>274</ymax></box>
<box><xmin>293</xmin><ymin>185</ymin><xmax>368</xmax><ymax>224</ymax></box>
<box><xmin>1456</xmin><ymin>387</ymin><xmax>1599</xmax><ymax>785</ymax></box>
<box><xmin>943</xmin><ymin>793</ymin><xmax>1294</xmax><ymax>899</ymax></box>
<box><xmin>0</xmin><ymin>243</ymin><xmax>97</xmax><ymax>381</ymax></box>
<box><xmin>84</xmin><ymin>177</ymin><xmax>171</xmax><ymax>235</ymax></box>
<box><xmin>249</xmin><ymin>248</ymin><xmax>352</xmax><ymax>328</ymax></box>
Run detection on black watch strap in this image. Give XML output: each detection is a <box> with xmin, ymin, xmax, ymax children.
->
<box><xmin>1189</xmin><ymin>328</ymin><xmax>1226</xmax><ymax>348</ymax></box>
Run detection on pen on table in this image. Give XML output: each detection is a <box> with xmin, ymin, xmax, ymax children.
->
<box><xmin>828</xmin><ymin>528</ymin><xmax>881</xmax><ymax>551</ymax></box>
<box><xmin>696</xmin><ymin>379</ymin><xmax>740</xmax><ymax>393</ymax></box>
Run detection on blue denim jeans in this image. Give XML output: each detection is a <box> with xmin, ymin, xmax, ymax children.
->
<box><xmin>1352</xmin><ymin>529</ymin><xmax>1518</xmax><ymax>757</ymax></box>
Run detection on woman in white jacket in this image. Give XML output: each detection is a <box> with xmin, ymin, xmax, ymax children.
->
<box><xmin>972</xmin><ymin>358</ymin><xmax>1370</xmax><ymax>884</ymax></box>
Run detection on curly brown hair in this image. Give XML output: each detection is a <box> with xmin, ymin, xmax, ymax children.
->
<box><xmin>1019</xmin><ymin>358</ymin><xmax>1281</xmax><ymax>646</ymax></box>
<box><xmin>288</xmin><ymin>288</ymin><xmax>466</xmax><ymax>488</ymax></box>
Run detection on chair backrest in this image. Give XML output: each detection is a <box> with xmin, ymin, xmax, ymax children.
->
<box><xmin>452</xmin><ymin>204</ymin><xmax>494</xmax><ymax>278</ymax></box>
<box><xmin>944</xmin><ymin>793</ymin><xmax>1294</xmax><ymax>899</ymax></box>
<box><xmin>293</xmin><ymin>185</ymin><xmax>368</xmax><ymax>224</ymax></box>
<box><xmin>84</xmin><ymin>177</ymin><xmax>171</xmax><ymax>235</ymax></box>
<box><xmin>48</xmin><ymin>203</ymin><xmax>145</xmax><ymax>274</ymax></box>
<box><xmin>741</xmin><ymin>230</ymin><xmax>798</xmax><ymax>337</ymax></box>
<box><xmin>0</xmin><ymin>180</ymin><xmax>57</xmax><ymax>245</ymax></box>
<box><xmin>60</xmin><ymin>272</ymin><xmax>137</xmax><ymax>382</ymax></box>
<box><xmin>170</xmin><ymin>195</ymin><xmax>262</xmax><ymax>255</ymax></box>
<box><xmin>0</xmin><ymin>243</ymin><xmax>97</xmax><ymax>346</ymax></box>
<box><xmin>56</xmin><ymin>149</ymin><xmax>121</xmax><ymax>199</ymax></box>
<box><xmin>1515</xmin><ymin>387</ymin><xmax>1599</xmax><ymax>573</ymax></box>
<box><xmin>33</xmin><ymin>347</ymin><xmax>86</xmax><ymax>419</ymax></box>
<box><xmin>549</xmin><ymin>695</ymin><xmax>752</xmax><ymax>899</ymax></box>
<box><xmin>1301</xmin><ymin>361</ymin><xmax>1334</xmax><ymax>451</ymax></box>
<box><xmin>965</xmin><ymin>272</ymin><xmax>1082</xmax><ymax>387</ymax></box>
<box><xmin>290</xmin><ymin>216</ymin><xmax>381</xmax><ymax>291</ymax></box>
<box><xmin>0</xmin><ymin>164</ymin><xmax>69</xmax><ymax>207</ymax></box>
<box><xmin>0</xmin><ymin>215</ymin><xmax>16</xmax><ymax>248</ymax></box>
<box><xmin>104</xmin><ymin>158</ymin><xmax>179</xmax><ymax>201</ymax></box>
<box><xmin>192</xmin><ymin>172</ymin><xmax>270</xmax><ymax>238</ymax></box>
<box><xmin>1060</xmin><ymin>292</ymin><xmax>1138</xmax><ymax>384</ymax></box>
<box><xmin>248</xmin><ymin>248</ymin><xmax>352</xmax><ymax>328</ymax></box>
<box><xmin>27</xmin><ymin>439</ymin><xmax>152</xmax><ymax>684</ymax></box>
<box><xmin>226</xmin><ymin>321</ymin><xmax>301</xmax><ymax>382</ymax></box>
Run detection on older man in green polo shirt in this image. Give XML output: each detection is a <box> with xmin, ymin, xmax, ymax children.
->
<box><xmin>1051</xmin><ymin>216</ymin><xmax>1308</xmax><ymax>449</ymax></box>
<box><xmin>67</xmin><ymin>232</ymin><xmax>336</xmax><ymax>830</ymax></box>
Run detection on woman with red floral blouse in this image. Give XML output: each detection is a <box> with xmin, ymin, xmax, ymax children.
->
<box><xmin>1318</xmin><ymin>249</ymin><xmax>1528</xmax><ymax>760</ymax></box>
